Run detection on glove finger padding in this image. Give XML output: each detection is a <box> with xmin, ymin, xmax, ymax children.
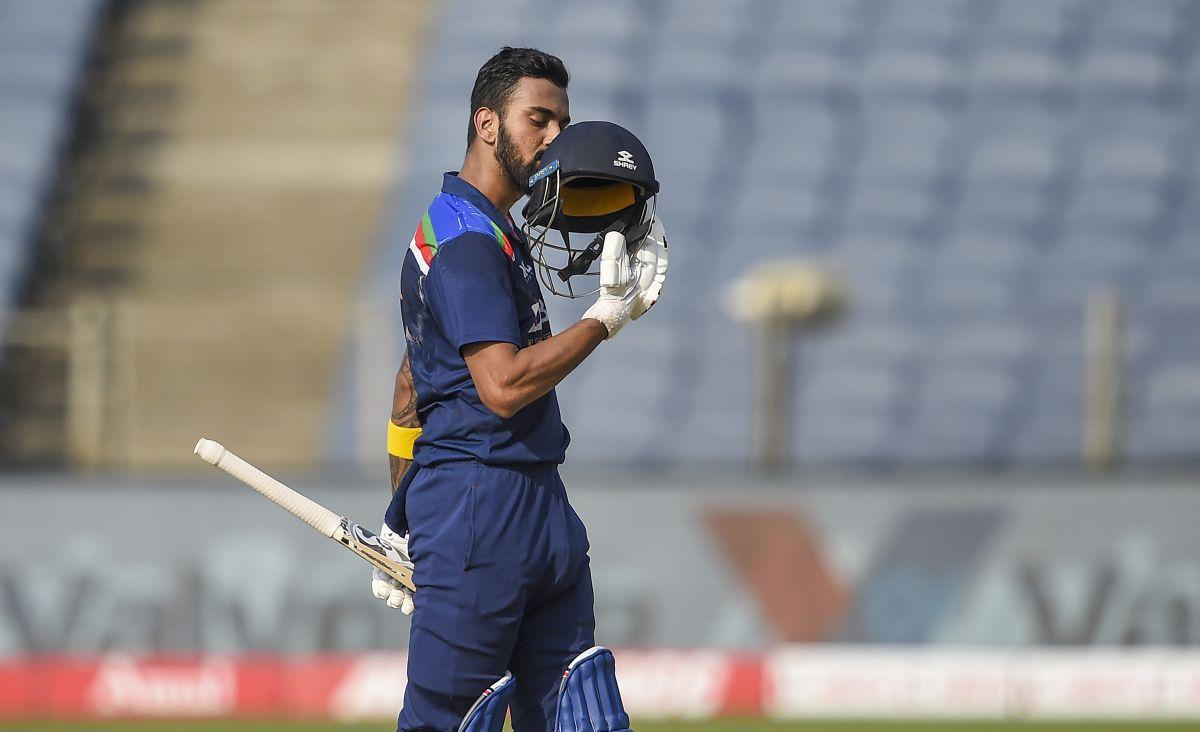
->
<box><xmin>630</xmin><ymin>241</ymin><xmax>667</xmax><ymax>320</ymax></box>
<box><xmin>582</xmin><ymin>231</ymin><xmax>640</xmax><ymax>339</ymax></box>
<box><xmin>387</xmin><ymin>586</ymin><xmax>411</xmax><ymax>611</ymax></box>
<box><xmin>371</xmin><ymin>568</ymin><xmax>393</xmax><ymax>600</ymax></box>
<box><xmin>598</xmin><ymin>230</ymin><xmax>631</xmax><ymax>291</ymax></box>
<box><xmin>631</xmin><ymin>217</ymin><xmax>668</xmax><ymax>320</ymax></box>
<box><xmin>372</xmin><ymin>566</ymin><xmax>415</xmax><ymax>614</ymax></box>
<box><xmin>371</xmin><ymin>525</ymin><xmax>416</xmax><ymax>615</ymax></box>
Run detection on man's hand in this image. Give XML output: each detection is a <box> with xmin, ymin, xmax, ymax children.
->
<box><xmin>370</xmin><ymin>523</ymin><xmax>415</xmax><ymax>614</ymax></box>
<box><xmin>581</xmin><ymin>231</ymin><xmax>639</xmax><ymax>338</ymax></box>
<box><xmin>582</xmin><ymin>218</ymin><xmax>669</xmax><ymax>337</ymax></box>
<box><xmin>630</xmin><ymin>216</ymin><xmax>668</xmax><ymax>320</ymax></box>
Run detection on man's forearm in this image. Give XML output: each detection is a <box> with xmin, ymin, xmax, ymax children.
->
<box><xmin>389</xmin><ymin>354</ymin><xmax>419</xmax><ymax>495</ymax></box>
<box><xmin>506</xmin><ymin>318</ymin><xmax>608</xmax><ymax>407</ymax></box>
<box><xmin>464</xmin><ymin>318</ymin><xmax>607</xmax><ymax>419</ymax></box>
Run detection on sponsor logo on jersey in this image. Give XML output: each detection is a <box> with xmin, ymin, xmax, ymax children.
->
<box><xmin>527</xmin><ymin>300</ymin><xmax>550</xmax><ymax>337</ymax></box>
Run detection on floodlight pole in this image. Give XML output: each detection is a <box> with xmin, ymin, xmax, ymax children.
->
<box><xmin>1083</xmin><ymin>288</ymin><xmax>1125</xmax><ymax>472</ymax></box>
<box><xmin>726</xmin><ymin>261</ymin><xmax>845</xmax><ymax>476</ymax></box>
<box><xmin>760</xmin><ymin>311</ymin><xmax>795</xmax><ymax>475</ymax></box>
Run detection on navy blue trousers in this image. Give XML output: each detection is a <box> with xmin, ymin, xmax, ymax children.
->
<box><xmin>389</xmin><ymin>462</ymin><xmax>595</xmax><ymax>732</ymax></box>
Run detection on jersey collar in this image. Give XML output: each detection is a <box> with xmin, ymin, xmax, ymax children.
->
<box><xmin>442</xmin><ymin>172</ymin><xmax>511</xmax><ymax>227</ymax></box>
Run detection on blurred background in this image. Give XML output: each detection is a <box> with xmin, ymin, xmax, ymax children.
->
<box><xmin>2</xmin><ymin>0</ymin><xmax>1200</xmax><ymax>728</ymax></box>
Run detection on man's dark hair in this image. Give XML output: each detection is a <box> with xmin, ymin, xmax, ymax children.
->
<box><xmin>467</xmin><ymin>47</ymin><xmax>569</xmax><ymax>146</ymax></box>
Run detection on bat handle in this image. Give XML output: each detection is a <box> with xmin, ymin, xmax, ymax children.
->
<box><xmin>194</xmin><ymin>438</ymin><xmax>341</xmax><ymax>538</ymax></box>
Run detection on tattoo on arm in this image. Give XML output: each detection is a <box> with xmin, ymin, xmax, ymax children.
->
<box><xmin>389</xmin><ymin>455</ymin><xmax>413</xmax><ymax>496</ymax></box>
<box><xmin>392</xmin><ymin>356</ymin><xmax>419</xmax><ymax>428</ymax></box>
<box><xmin>389</xmin><ymin>354</ymin><xmax>420</xmax><ymax>496</ymax></box>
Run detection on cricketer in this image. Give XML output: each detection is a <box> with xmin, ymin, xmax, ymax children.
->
<box><xmin>372</xmin><ymin>47</ymin><xmax>668</xmax><ymax>732</ymax></box>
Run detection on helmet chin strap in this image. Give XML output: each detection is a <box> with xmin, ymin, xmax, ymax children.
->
<box><xmin>556</xmin><ymin>208</ymin><xmax>653</xmax><ymax>282</ymax></box>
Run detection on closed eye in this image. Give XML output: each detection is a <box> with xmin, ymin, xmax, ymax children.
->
<box><xmin>526</xmin><ymin>106</ymin><xmax>568</xmax><ymax>128</ymax></box>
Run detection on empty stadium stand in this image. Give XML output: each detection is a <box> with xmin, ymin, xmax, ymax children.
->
<box><xmin>1</xmin><ymin>0</ymin><xmax>428</xmax><ymax>467</ymax></box>
<box><xmin>344</xmin><ymin>0</ymin><xmax>1200</xmax><ymax>470</ymax></box>
<box><xmin>0</xmin><ymin>0</ymin><xmax>101</xmax><ymax>339</ymax></box>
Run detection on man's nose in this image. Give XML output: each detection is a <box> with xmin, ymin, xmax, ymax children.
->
<box><xmin>544</xmin><ymin>121</ymin><xmax>565</xmax><ymax>145</ymax></box>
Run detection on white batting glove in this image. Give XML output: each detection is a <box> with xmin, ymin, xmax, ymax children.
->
<box><xmin>582</xmin><ymin>230</ymin><xmax>640</xmax><ymax>339</ymax></box>
<box><xmin>370</xmin><ymin>523</ymin><xmax>415</xmax><ymax>614</ymax></box>
<box><xmin>630</xmin><ymin>217</ymin><xmax>668</xmax><ymax>321</ymax></box>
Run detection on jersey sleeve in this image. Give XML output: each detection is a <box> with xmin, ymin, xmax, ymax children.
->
<box><xmin>424</xmin><ymin>231</ymin><xmax>522</xmax><ymax>352</ymax></box>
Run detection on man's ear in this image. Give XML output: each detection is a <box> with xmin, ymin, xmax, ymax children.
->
<box><xmin>473</xmin><ymin>107</ymin><xmax>499</xmax><ymax>145</ymax></box>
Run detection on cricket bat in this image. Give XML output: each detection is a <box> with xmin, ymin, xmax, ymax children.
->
<box><xmin>193</xmin><ymin>438</ymin><xmax>415</xmax><ymax>591</ymax></box>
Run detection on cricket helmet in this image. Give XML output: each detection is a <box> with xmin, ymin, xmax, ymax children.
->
<box><xmin>522</xmin><ymin>120</ymin><xmax>659</xmax><ymax>298</ymax></box>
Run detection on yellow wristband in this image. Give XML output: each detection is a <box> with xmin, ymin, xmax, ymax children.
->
<box><xmin>387</xmin><ymin>421</ymin><xmax>422</xmax><ymax>459</ymax></box>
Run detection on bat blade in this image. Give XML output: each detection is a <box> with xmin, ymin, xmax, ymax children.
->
<box><xmin>194</xmin><ymin>438</ymin><xmax>415</xmax><ymax>590</ymax></box>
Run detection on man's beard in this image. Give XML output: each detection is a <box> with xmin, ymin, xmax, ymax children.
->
<box><xmin>495</xmin><ymin>121</ymin><xmax>539</xmax><ymax>195</ymax></box>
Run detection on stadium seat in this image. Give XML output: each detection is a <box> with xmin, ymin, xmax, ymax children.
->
<box><xmin>953</xmin><ymin>183</ymin><xmax>1051</xmax><ymax>235</ymax></box>
<box><xmin>544</xmin><ymin>0</ymin><xmax>641</xmax><ymax>49</ymax></box>
<box><xmin>660</xmin><ymin>0</ymin><xmax>762</xmax><ymax>42</ymax></box>
<box><xmin>1091</xmin><ymin>0</ymin><xmax>1188</xmax><ymax>49</ymax></box>
<box><xmin>640</xmin><ymin>93</ymin><xmax>724</xmax><ymax>186</ymax></box>
<box><xmin>747</xmin><ymin>101</ymin><xmax>839</xmax><ymax>182</ymax></box>
<box><xmin>861</xmin><ymin>44</ymin><xmax>964</xmax><ymax>102</ymax></box>
<box><xmin>656</xmin><ymin>322</ymin><xmax>753</xmax><ymax>463</ymax></box>
<box><xmin>434</xmin><ymin>0</ymin><xmax>529</xmax><ymax>48</ymax></box>
<box><xmin>756</xmin><ymin>46</ymin><xmax>851</xmax><ymax>99</ymax></box>
<box><xmin>561</xmin><ymin>324</ymin><xmax>680</xmax><ymax>462</ymax></box>
<box><xmin>965</xmin><ymin>135</ymin><xmax>1062</xmax><ymax>189</ymax></box>
<box><xmin>728</xmin><ymin>187</ymin><xmax>823</xmax><ymax>250</ymax></box>
<box><xmin>796</xmin><ymin>410</ymin><xmax>898</xmax><ymax>463</ymax></box>
<box><xmin>1076</xmin><ymin>47</ymin><xmax>1175</xmax><ymax>101</ymax></box>
<box><xmin>1013</xmin><ymin>408</ymin><xmax>1083</xmax><ymax>462</ymax></box>
<box><xmin>971</xmin><ymin>47</ymin><xmax>1068</xmax><ymax>101</ymax></box>
<box><xmin>1129</xmin><ymin>361</ymin><xmax>1200</xmax><ymax>459</ymax></box>
<box><xmin>938</xmin><ymin>231</ymin><xmax>1037</xmax><ymax>274</ymax></box>
<box><xmin>898</xmin><ymin>405</ymin><xmax>1009</xmax><ymax>462</ymax></box>
<box><xmin>857</xmin><ymin>104</ymin><xmax>954</xmax><ymax>185</ymax></box>
<box><xmin>1129</xmin><ymin>413</ymin><xmax>1200</xmax><ymax>459</ymax></box>
<box><xmin>921</xmin><ymin>273</ymin><xmax>1021</xmax><ymax>317</ymax></box>
<box><xmin>767</xmin><ymin>0</ymin><xmax>868</xmax><ymax>49</ymax></box>
<box><xmin>648</xmin><ymin>45</ymin><xmax>740</xmax><ymax>93</ymax></box>
<box><xmin>876</xmin><ymin>0</ymin><xmax>981</xmax><ymax>45</ymax></box>
<box><xmin>986</xmin><ymin>0</ymin><xmax>1086</xmax><ymax>48</ymax></box>
<box><xmin>799</xmin><ymin>364</ymin><xmax>904</xmax><ymax>440</ymax></box>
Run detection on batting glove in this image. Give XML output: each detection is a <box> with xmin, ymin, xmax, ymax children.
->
<box><xmin>582</xmin><ymin>231</ymin><xmax>642</xmax><ymax>339</ymax></box>
<box><xmin>370</xmin><ymin>523</ymin><xmax>415</xmax><ymax>614</ymax></box>
<box><xmin>630</xmin><ymin>216</ymin><xmax>668</xmax><ymax>321</ymax></box>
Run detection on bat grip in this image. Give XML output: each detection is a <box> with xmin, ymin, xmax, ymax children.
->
<box><xmin>195</xmin><ymin>438</ymin><xmax>340</xmax><ymax>537</ymax></box>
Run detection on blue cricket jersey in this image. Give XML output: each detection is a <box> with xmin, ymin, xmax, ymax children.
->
<box><xmin>400</xmin><ymin>172</ymin><xmax>570</xmax><ymax>467</ymax></box>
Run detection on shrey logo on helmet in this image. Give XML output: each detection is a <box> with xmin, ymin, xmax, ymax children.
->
<box><xmin>522</xmin><ymin>121</ymin><xmax>660</xmax><ymax>299</ymax></box>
